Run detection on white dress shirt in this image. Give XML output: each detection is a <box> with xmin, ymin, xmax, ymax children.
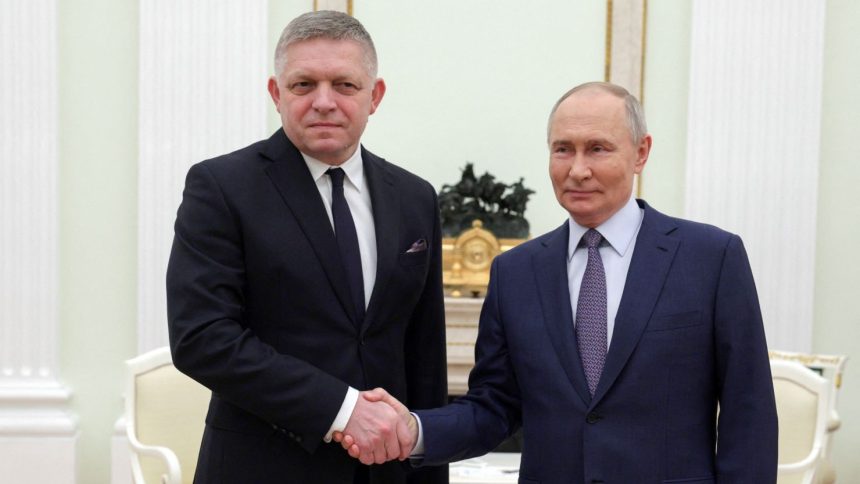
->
<box><xmin>567</xmin><ymin>196</ymin><xmax>644</xmax><ymax>348</ymax></box>
<box><xmin>301</xmin><ymin>148</ymin><xmax>376</xmax><ymax>442</ymax></box>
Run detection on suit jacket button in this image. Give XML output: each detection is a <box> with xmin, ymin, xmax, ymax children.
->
<box><xmin>295</xmin><ymin>435</ymin><xmax>303</xmax><ymax>443</ymax></box>
<box><xmin>586</xmin><ymin>412</ymin><xmax>600</xmax><ymax>424</ymax></box>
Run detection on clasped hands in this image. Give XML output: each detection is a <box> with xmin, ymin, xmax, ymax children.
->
<box><xmin>332</xmin><ymin>388</ymin><xmax>417</xmax><ymax>465</ymax></box>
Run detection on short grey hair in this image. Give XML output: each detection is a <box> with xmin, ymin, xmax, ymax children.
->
<box><xmin>546</xmin><ymin>81</ymin><xmax>647</xmax><ymax>144</ymax></box>
<box><xmin>274</xmin><ymin>10</ymin><xmax>378</xmax><ymax>78</ymax></box>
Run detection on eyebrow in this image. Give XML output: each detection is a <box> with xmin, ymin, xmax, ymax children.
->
<box><xmin>589</xmin><ymin>138</ymin><xmax>616</xmax><ymax>147</ymax></box>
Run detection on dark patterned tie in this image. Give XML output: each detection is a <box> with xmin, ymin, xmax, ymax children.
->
<box><xmin>576</xmin><ymin>229</ymin><xmax>607</xmax><ymax>396</ymax></box>
<box><xmin>327</xmin><ymin>168</ymin><xmax>365</xmax><ymax>326</ymax></box>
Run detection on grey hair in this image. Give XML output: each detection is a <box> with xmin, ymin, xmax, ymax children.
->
<box><xmin>546</xmin><ymin>81</ymin><xmax>647</xmax><ymax>144</ymax></box>
<box><xmin>274</xmin><ymin>10</ymin><xmax>378</xmax><ymax>78</ymax></box>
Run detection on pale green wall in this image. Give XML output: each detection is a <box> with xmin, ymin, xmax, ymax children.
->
<box><xmin>58</xmin><ymin>0</ymin><xmax>138</xmax><ymax>483</ymax></box>
<box><xmin>640</xmin><ymin>0</ymin><xmax>691</xmax><ymax>217</ymax></box>
<box><xmin>352</xmin><ymin>1</ymin><xmax>606</xmax><ymax>236</ymax></box>
<box><xmin>815</xmin><ymin>0</ymin><xmax>860</xmax><ymax>480</ymax></box>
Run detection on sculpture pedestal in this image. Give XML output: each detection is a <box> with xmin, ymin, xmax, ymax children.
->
<box><xmin>445</xmin><ymin>297</ymin><xmax>483</xmax><ymax>395</ymax></box>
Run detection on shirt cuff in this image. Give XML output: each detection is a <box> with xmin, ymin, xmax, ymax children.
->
<box><xmin>410</xmin><ymin>412</ymin><xmax>425</xmax><ymax>457</ymax></box>
<box><xmin>324</xmin><ymin>386</ymin><xmax>359</xmax><ymax>442</ymax></box>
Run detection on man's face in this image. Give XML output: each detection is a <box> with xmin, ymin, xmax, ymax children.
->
<box><xmin>548</xmin><ymin>89</ymin><xmax>651</xmax><ymax>228</ymax></box>
<box><xmin>267</xmin><ymin>38</ymin><xmax>385</xmax><ymax>165</ymax></box>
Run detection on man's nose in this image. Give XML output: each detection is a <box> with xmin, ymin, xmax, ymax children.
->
<box><xmin>569</xmin><ymin>156</ymin><xmax>591</xmax><ymax>181</ymax></box>
<box><xmin>312</xmin><ymin>85</ymin><xmax>337</xmax><ymax>112</ymax></box>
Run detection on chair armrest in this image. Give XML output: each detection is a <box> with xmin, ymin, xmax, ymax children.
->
<box><xmin>777</xmin><ymin>444</ymin><xmax>822</xmax><ymax>474</ymax></box>
<box><xmin>826</xmin><ymin>411</ymin><xmax>841</xmax><ymax>432</ymax></box>
<box><xmin>127</xmin><ymin>435</ymin><xmax>182</xmax><ymax>484</ymax></box>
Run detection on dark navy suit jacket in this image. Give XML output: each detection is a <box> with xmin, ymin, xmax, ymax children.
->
<box><xmin>417</xmin><ymin>200</ymin><xmax>777</xmax><ymax>484</ymax></box>
<box><xmin>167</xmin><ymin>130</ymin><xmax>448</xmax><ymax>483</ymax></box>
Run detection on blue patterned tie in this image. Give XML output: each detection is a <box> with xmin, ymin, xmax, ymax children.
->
<box><xmin>327</xmin><ymin>168</ymin><xmax>365</xmax><ymax>327</ymax></box>
<box><xmin>576</xmin><ymin>229</ymin><xmax>607</xmax><ymax>396</ymax></box>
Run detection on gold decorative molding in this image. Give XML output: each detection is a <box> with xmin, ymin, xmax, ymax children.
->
<box><xmin>313</xmin><ymin>0</ymin><xmax>353</xmax><ymax>16</ymax></box>
<box><xmin>605</xmin><ymin>0</ymin><xmax>648</xmax><ymax>197</ymax></box>
<box><xmin>769</xmin><ymin>350</ymin><xmax>848</xmax><ymax>389</ymax></box>
<box><xmin>604</xmin><ymin>0</ymin><xmax>647</xmax><ymax>99</ymax></box>
<box><xmin>604</xmin><ymin>0</ymin><xmax>614</xmax><ymax>82</ymax></box>
<box><xmin>442</xmin><ymin>220</ymin><xmax>525</xmax><ymax>298</ymax></box>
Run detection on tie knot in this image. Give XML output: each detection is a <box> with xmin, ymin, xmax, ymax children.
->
<box><xmin>327</xmin><ymin>167</ymin><xmax>345</xmax><ymax>188</ymax></box>
<box><xmin>583</xmin><ymin>229</ymin><xmax>603</xmax><ymax>248</ymax></box>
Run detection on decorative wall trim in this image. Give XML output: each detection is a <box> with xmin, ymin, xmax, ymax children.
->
<box><xmin>0</xmin><ymin>1</ymin><xmax>77</xmax><ymax>481</ymax></box>
<box><xmin>605</xmin><ymin>0</ymin><xmax>647</xmax><ymax>196</ymax></box>
<box><xmin>0</xmin><ymin>381</ymin><xmax>76</xmax><ymax>436</ymax></box>
<box><xmin>314</xmin><ymin>0</ymin><xmax>353</xmax><ymax>15</ymax></box>
<box><xmin>444</xmin><ymin>298</ymin><xmax>483</xmax><ymax>395</ymax></box>
<box><xmin>605</xmin><ymin>0</ymin><xmax>647</xmax><ymax>100</ymax></box>
<box><xmin>685</xmin><ymin>0</ymin><xmax>825</xmax><ymax>352</ymax></box>
<box><xmin>137</xmin><ymin>0</ymin><xmax>270</xmax><ymax>352</ymax></box>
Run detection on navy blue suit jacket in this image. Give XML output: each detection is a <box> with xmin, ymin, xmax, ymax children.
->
<box><xmin>417</xmin><ymin>200</ymin><xmax>777</xmax><ymax>484</ymax></box>
<box><xmin>167</xmin><ymin>130</ymin><xmax>448</xmax><ymax>483</ymax></box>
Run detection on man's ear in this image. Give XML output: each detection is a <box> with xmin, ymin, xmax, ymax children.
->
<box><xmin>267</xmin><ymin>76</ymin><xmax>281</xmax><ymax>111</ymax></box>
<box><xmin>368</xmin><ymin>78</ymin><xmax>386</xmax><ymax>115</ymax></box>
<box><xmin>634</xmin><ymin>134</ymin><xmax>652</xmax><ymax>175</ymax></box>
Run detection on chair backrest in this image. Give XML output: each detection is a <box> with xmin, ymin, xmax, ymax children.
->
<box><xmin>771</xmin><ymin>359</ymin><xmax>831</xmax><ymax>484</ymax></box>
<box><xmin>126</xmin><ymin>347</ymin><xmax>211</xmax><ymax>484</ymax></box>
<box><xmin>770</xmin><ymin>350</ymin><xmax>847</xmax><ymax>484</ymax></box>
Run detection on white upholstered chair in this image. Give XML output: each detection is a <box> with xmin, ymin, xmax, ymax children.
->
<box><xmin>771</xmin><ymin>359</ymin><xmax>831</xmax><ymax>484</ymax></box>
<box><xmin>770</xmin><ymin>350</ymin><xmax>848</xmax><ymax>484</ymax></box>
<box><xmin>125</xmin><ymin>346</ymin><xmax>211</xmax><ymax>484</ymax></box>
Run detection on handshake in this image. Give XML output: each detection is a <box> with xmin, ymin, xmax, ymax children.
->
<box><xmin>332</xmin><ymin>388</ymin><xmax>418</xmax><ymax>465</ymax></box>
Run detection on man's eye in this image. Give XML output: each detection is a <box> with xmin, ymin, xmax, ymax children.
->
<box><xmin>553</xmin><ymin>146</ymin><xmax>569</xmax><ymax>154</ymax></box>
<box><xmin>336</xmin><ymin>82</ymin><xmax>360</xmax><ymax>93</ymax></box>
<box><xmin>289</xmin><ymin>82</ymin><xmax>313</xmax><ymax>93</ymax></box>
<box><xmin>591</xmin><ymin>145</ymin><xmax>605</xmax><ymax>153</ymax></box>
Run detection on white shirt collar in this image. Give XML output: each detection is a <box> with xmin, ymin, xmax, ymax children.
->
<box><xmin>301</xmin><ymin>147</ymin><xmax>365</xmax><ymax>193</ymax></box>
<box><xmin>567</xmin><ymin>196</ymin><xmax>643</xmax><ymax>261</ymax></box>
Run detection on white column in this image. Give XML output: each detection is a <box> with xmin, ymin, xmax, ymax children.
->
<box><xmin>0</xmin><ymin>0</ymin><xmax>77</xmax><ymax>482</ymax></box>
<box><xmin>137</xmin><ymin>0</ymin><xmax>270</xmax><ymax>352</ymax></box>
<box><xmin>685</xmin><ymin>0</ymin><xmax>825</xmax><ymax>352</ymax></box>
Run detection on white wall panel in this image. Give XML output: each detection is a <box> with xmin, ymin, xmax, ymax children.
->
<box><xmin>685</xmin><ymin>0</ymin><xmax>825</xmax><ymax>351</ymax></box>
<box><xmin>138</xmin><ymin>0</ymin><xmax>270</xmax><ymax>352</ymax></box>
<box><xmin>0</xmin><ymin>0</ymin><xmax>77</xmax><ymax>481</ymax></box>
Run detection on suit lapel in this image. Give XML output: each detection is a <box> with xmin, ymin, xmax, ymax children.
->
<box><xmin>590</xmin><ymin>201</ymin><xmax>679</xmax><ymax>407</ymax></box>
<box><xmin>261</xmin><ymin>130</ymin><xmax>358</xmax><ymax>328</ymax></box>
<box><xmin>533</xmin><ymin>222</ymin><xmax>592</xmax><ymax>407</ymax></box>
<box><xmin>361</xmin><ymin>148</ymin><xmax>399</xmax><ymax>337</ymax></box>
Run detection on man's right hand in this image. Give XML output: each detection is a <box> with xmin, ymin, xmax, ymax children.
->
<box><xmin>334</xmin><ymin>388</ymin><xmax>417</xmax><ymax>464</ymax></box>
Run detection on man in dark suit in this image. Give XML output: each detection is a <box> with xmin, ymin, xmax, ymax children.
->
<box><xmin>166</xmin><ymin>10</ymin><xmax>447</xmax><ymax>484</ymax></box>
<box><xmin>341</xmin><ymin>82</ymin><xmax>778</xmax><ymax>483</ymax></box>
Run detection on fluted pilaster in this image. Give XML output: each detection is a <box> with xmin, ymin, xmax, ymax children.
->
<box><xmin>0</xmin><ymin>0</ymin><xmax>76</xmax><ymax>481</ymax></box>
<box><xmin>137</xmin><ymin>0</ymin><xmax>269</xmax><ymax>352</ymax></box>
<box><xmin>685</xmin><ymin>0</ymin><xmax>825</xmax><ymax>351</ymax></box>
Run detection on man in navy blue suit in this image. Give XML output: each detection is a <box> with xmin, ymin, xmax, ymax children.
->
<box><xmin>338</xmin><ymin>82</ymin><xmax>778</xmax><ymax>483</ymax></box>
